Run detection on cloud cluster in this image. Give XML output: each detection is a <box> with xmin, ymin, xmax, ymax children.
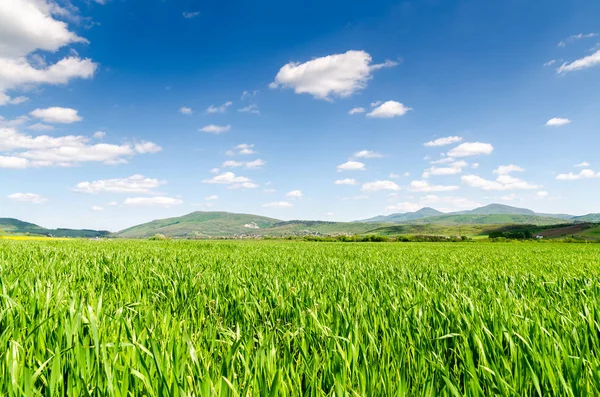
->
<box><xmin>424</xmin><ymin>136</ymin><xmax>463</xmax><ymax>147</ymax></box>
<box><xmin>203</xmin><ymin>172</ymin><xmax>258</xmax><ymax>189</ymax></box>
<box><xmin>270</xmin><ymin>50</ymin><xmax>397</xmax><ymax>100</ymax></box>
<box><xmin>447</xmin><ymin>142</ymin><xmax>494</xmax><ymax>157</ymax></box>
<box><xmin>73</xmin><ymin>175</ymin><xmax>163</xmax><ymax>194</ymax></box>
<box><xmin>0</xmin><ymin>127</ymin><xmax>161</xmax><ymax>168</ymax></box>
<box><xmin>556</xmin><ymin>169</ymin><xmax>600</xmax><ymax>180</ymax></box>
<box><xmin>226</xmin><ymin>143</ymin><xmax>255</xmax><ymax>156</ymax></box>
<box><xmin>0</xmin><ymin>0</ymin><xmax>98</xmax><ymax>104</ymax></box>
<box><xmin>8</xmin><ymin>192</ymin><xmax>47</xmax><ymax>204</ymax></box>
<box><xmin>337</xmin><ymin>161</ymin><xmax>366</xmax><ymax>171</ymax></box>
<box><xmin>462</xmin><ymin>174</ymin><xmax>541</xmax><ymax>191</ymax></box>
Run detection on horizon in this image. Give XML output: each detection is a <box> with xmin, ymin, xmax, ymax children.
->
<box><xmin>1</xmin><ymin>0</ymin><xmax>600</xmax><ymax>231</ymax></box>
<box><xmin>3</xmin><ymin>202</ymin><xmax>594</xmax><ymax>233</ymax></box>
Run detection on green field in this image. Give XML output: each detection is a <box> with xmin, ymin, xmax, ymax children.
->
<box><xmin>1</xmin><ymin>240</ymin><xmax>600</xmax><ymax>395</ymax></box>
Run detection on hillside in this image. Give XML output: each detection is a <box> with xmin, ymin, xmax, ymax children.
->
<box><xmin>118</xmin><ymin>211</ymin><xmax>282</xmax><ymax>238</ymax></box>
<box><xmin>572</xmin><ymin>214</ymin><xmax>600</xmax><ymax>222</ymax></box>
<box><xmin>0</xmin><ymin>218</ymin><xmax>111</xmax><ymax>238</ymax></box>
<box><xmin>467</xmin><ymin>204</ymin><xmax>535</xmax><ymax>215</ymax></box>
<box><xmin>360</xmin><ymin>207</ymin><xmax>443</xmax><ymax>223</ymax></box>
<box><xmin>407</xmin><ymin>214</ymin><xmax>565</xmax><ymax>226</ymax></box>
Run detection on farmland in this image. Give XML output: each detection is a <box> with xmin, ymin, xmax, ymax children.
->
<box><xmin>1</xmin><ymin>240</ymin><xmax>600</xmax><ymax>395</ymax></box>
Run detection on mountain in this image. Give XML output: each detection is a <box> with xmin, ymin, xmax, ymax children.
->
<box><xmin>0</xmin><ymin>218</ymin><xmax>111</xmax><ymax>238</ymax></box>
<box><xmin>357</xmin><ymin>204</ymin><xmax>576</xmax><ymax>224</ymax></box>
<box><xmin>572</xmin><ymin>213</ymin><xmax>600</xmax><ymax>222</ymax></box>
<box><xmin>466</xmin><ymin>204</ymin><xmax>535</xmax><ymax>215</ymax></box>
<box><xmin>118</xmin><ymin>211</ymin><xmax>283</xmax><ymax>238</ymax></box>
<box><xmin>360</xmin><ymin>207</ymin><xmax>443</xmax><ymax>223</ymax></box>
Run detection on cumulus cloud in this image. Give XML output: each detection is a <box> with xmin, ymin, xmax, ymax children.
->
<box><xmin>286</xmin><ymin>190</ymin><xmax>302</xmax><ymax>198</ymax></box>
<box><xmin>337</xmin><ymin>161</ymin><xmax>365</xmax><ymax>171</ymax></box>
<box><xmin>493</xmin><ymin>164</ymin><xmax>525</xmax><ymax>175</ymax></box>
<box><xmin>222</xmin><ymin>160</ymin><xmax>244</xmax><ymax>168</ymax></box>
<box><xmin>73</xmin><ymin>175</ymin><xmax>163</xmax><ymax>194</ymax></box>
<box><xmin>557</xmin><ymin>50</ymin><xmax>600</xmax><ymax>73</ymax></box>
<box><xmin>424</xmin><ymin>136</ymin><xmax>463</xmax><ymax>147</ymax></box>
<box><xmin>30</xmin><ymin>107</ymin><xmax>82</xmax><ymax>123</ymax></box>
<box><xmin>203</xmin><ymin>172</ymin><xmax>258</xmax><ymax>189</ymax></box>
<box><xmin>575</xmin><ymin>161</ymin><xmax>590</xmax><ymax>168</ymax></box>
<box><xmin>361</xmin><ymin>180</ymin><xmax>401</xmax><ymax>192</ymax></box>
<box><xmin>0</xmin><ymin>127</ymin><xmax>161</xmax><ymax>168</ymax></box>
<box><xmin>123</xmin><ymin>197</ymin><xmax>183</xmax><ymax>207</ymax></box>
<box><xmin>366</xmin><ymin>101</ymin><xmax>412</xmax><ymax>118</ymax></box>
<box><xmin>226</xmin><ymin>143</ymin><xmax>255</xmax><ymax>156</ymax></box>
<box><xmin>263</xmin><ymin>201</ymin><xmax>293</xmax><ymax>208</ymax></box>
<box><xmin>179</xmin><ymin>106</ymin><xmax>193</xmax><ymax>115</ymax></box>
<box><xmin>8</xmin><ymin>192</ymin><xmax>47</xmax><ymax>204</ymax></box>
<box><xmin>200</xmin><ymin>124</ymin><xmax>231</xmax><ymax>134</ymax></box>
<box><xmin>222</xmin><ymin>159</ymin><xmax>265</xmax><ymax>169</ymax></box>
<box><xmin>245</xmin><ymin>159</ymin><xmax>266</xmax><ymax>169</ymax></box>
<box><xmin>27</xmin><ymin>123</ymin><xmax>54</xmax><ymax>131</ymax></box>
<box><xmin>92</xmin><ymin>131</ymin><xmax>106</xmax><ymax>139</ymax></box>
<box><xmin>422</xmin><ymin>160</ymin><xmax>467</xmax><ymax>178</ymax></box>
<box><xmin>206</xmin><ymin>101</ymin><xmax>232</xmax><ymax>114</ymax></box>
<box><xmin>353</xmin><ymin>150</ymin><xmax>382</xmax><ymax>158</ymax></box>
<box><xmin>0</xmin><ymin>0</ymin><xmax>98</xmax><ymax>103</ymax></box>
<box><xmin>334</xmin><ymin>178</ymin><xmax>358</xmax><ymax>185</ymax></box>
<box><xmin>545</xmin><ymin>117</ymin><xmax>571</xmax><ymax>126</ymax></box>
<box><xmin>270</xmin><ymin>50</ymin><xmax>397</xmax><ymax>100</ymax></box>
<box><xmin>462</xmin><ymin>174</ymin><xmax>541</xmax><ymax>190</ymax></box>
<box><xmin>348</xmin><ymin>107</ymin><xmax>365</xmax><ymax>115</ymax></box>
<box><xmin>409</xmin><ymin>180</ymin><xmax>460</xmax><ymax>192</ymax></box>
<box><xmin>447</xmin><ymin>142</ymin><xmax>494</xmax><ymax>157</ymax></box>
<box><xmin>555</xmin><ymin>169</ymin><xmax>600</xmax><ymax>180</ymax></box>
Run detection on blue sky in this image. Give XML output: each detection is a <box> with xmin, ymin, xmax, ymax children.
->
<box><xmin>1</xmin><ymin>0</ymin><xmax>599</xmax><ymax>231</ymax></box>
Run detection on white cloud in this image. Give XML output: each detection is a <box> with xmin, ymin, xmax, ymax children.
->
<box><xmin>353</xmin><ymin>150</ymin><xmax>382</xmax><ymax>158</ymax></box>
<box><xmin>557</xmin><ymin>50</ymin><xmax>600</xmax><ymax>73</ymax></box>
<box><xmin>238</xmin><ymin>103</ymin><xmax>260</xmax><ymax>115</ymax></box>
<box><xmin>203</xmin><ymin>172</ymin><xmax>258</xmax><ymax>189</ymax></box>
<box><xmin>348</xmin><ymin>107</ymin><xmax>365</xmax><ymax>115</ymax></box>
<box><xmin>462</xmin><ymin>174</ymin><xmax>541</xmax><ymax>190</ymax></box>
<box><xmin>388</xmin><ymin>173</ymin><xmax>400</xmax><ymax>179</ymax></box>
<box><xmin>270</xmin><ymin>50</ymin><xmax>397</xmax><ymax>100</ymax></box>
<box><xmin>124</xmin><ymin>197</ymin><xmax>183</xmax><ymax>207</ymax></box>
<box><xmin>182</xmin><ymin>11</ymin><xmax>200</xmax><ymax>19</ymax></box>
<box><xmin>447</xmin><ymin>142</ymin><xmax>494</xmax><ymax>157</ymax></box>
<box><xmin>424</xmin><ymin>136</ymin><xmax>463</xmax><ymax>147</ymax></box>
<box><xmin>409</xmin><ymin>180</ymin><xmax>460</xmax><ymax>192</ymax></box>
<box><xmin>471</xmin><ymin>163</ymin><xmax>479</xmax><ymax>169</ymax></box>
<box><xmin>222</xmin><ymin>160</ymin><xmax>244</xmax><ymax>168</ymax></box>
<box><xmin>0</xmin><ymin>127</ymin><xmax>161</xmax><ymax>168</ymax></box>
<box><xmin>179</xmin><ymin>106</ymin><xmax>193</xmax><ymax>115</ymax></box>
<box><xmin>91</xmin><ymin>206</ymin><xmax>104</xmax><ymax>211</ymax></box>
<box><xmin>92</xmin><ymin>131</ymin><xmax>106</xmax><ymax>139</ymax></box>
<box><xmin>6</xmin><ymin>96</ymin><xmax>29</xmax><ymax>105</ymax></box>
<box><xmin>361</xmin><ymin>180</ymin><xmax>401</xmax><ymax>192</ymax></box>
<box><xmin>386</xmin><ymin>202</ymin><xmax>423</xmax><ymax>212</ymax></box>
<box><xmin>200</xmin><ymin>124</ymin><xmax>231</xmax><ymax>134</ymax></box>
<box><xmin>493</xmin><ymin>164</ymin><xmax>525</xmax><ymax>175</ymax></box>
<box><xmin>337</xmin><ymin>161</ymin><xmax>365</xmax><ymax>171</ymax></box>
<box><xmin>262</xmin><ymin>201</ymin><xmax>293</xmax><ymax>208</ymax></box>
<box><xmin>420</xmin><ymin>195</ymin><xmax>481</xmax><ymax>210</ymax></box>
<box><xmin>30</xmin><ymin>107</ymin><xmax>81</xmax><ymax>123</ymax></box>
<box><xmin>334</xmin><ymin>178</ymin><xmax>357</xmax><ymax>185</ymax></box>
<box><xmin>555</xmin><ymin>169</ymin><xmax>600</xmax><ymax>180</ymax></box>
<box><xmin>73</xmin><ymin>175</ymin><xmax>162</xmax><ymax>194</ymax></box>
<box><xmin>558</xmin><ymin>33</ymin><xmax>598</xmax><ymax>47</ymax></box>
<box><xmin>575</xmin><ymin>161</ymin><xmax>590</xmax><ymax>168</ymax></box>
<box><xmin>0</xmin><ymin>155</ymin><xmax>29</xmax><ymax>168</ymax></box>
<box><xmin>545</xmin><ymin>117</ymin><xmax>571</xmax><ymax>127</ymax></box>
<box><xmin>422</xmin><ymin>160</ymin><xmax>467</xmax><ymax>178</ymax></box>
<box><xmin>536</xmin><ymin>191</ymin><xmax>549</xmax><ymax>198</ymax></box>
<box><xmin>226</xmin><ymin>143</ymin><xmax>255</xmax><ymax>156</ymax></box>
<box><xmin>370</xmin><ymin>101</ymin><xmax>382</xmax><ymax>107</ymax></box>
<box><xmin>430</xmin><ymin>157</ymin><xmax>455</xmax><ymax>165</ymax></box>
<box><xmin>108</xmin><ymin>201</ymin><xmax>118</xmax><ymax>206</ymax></box>
<box><xmin>543</xmin><ymin>60</ymin><xmax>557</xmax><ymax>67</ymax></box>
<box><xmin>209</xmin><ymin>168</ymin><xmax>220</xmax><ymax>173</ymax></box>
<box><xmin>366</xmin><ymin>101</ymin><xmax>412</xmax><ymax>118</ymax></box>
<box><xmin>27</xmin><ymin>123</ymin><xmax>54</xmax><ymax>131</ymax></box>
<box><xmin>8</xmin><ymin>192</ymin><xmax>47</xmax><ymax>204</ymax></box>
<box><xmin>286</xmin><ymin>190</ymin><xmax>302</xmax><ymax>198</ymax></box>
<box><xmin>246</xmin><ymin>159</ymin><xmax>266</xmax><ymax>169</ymax></box>
<box><xmin>206</xmin><ymin>101</ymin><xmax>232</xmax><ymax>114</ymax></box>
<box><xmin>205</xmin><ymin>195</ymin><xmax>218</xmax><ymax>200</ymax></box>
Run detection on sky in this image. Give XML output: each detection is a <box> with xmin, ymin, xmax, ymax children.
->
<box><xmin>1</xmin><ymin>0</ymin><xmax>600</xmax><ymax>231</ymax></box>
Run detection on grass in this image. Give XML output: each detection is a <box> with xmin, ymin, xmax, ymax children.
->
<box><xmin>1</xmin><ymin>240</ymin><xmax>600</xmax><ymax>394</ymax></box>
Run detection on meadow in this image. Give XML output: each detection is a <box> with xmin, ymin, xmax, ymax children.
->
<box><xmin>1</xmin><ymin>240</ymin><xmax>599</xmax><ymax>395</ymax></box>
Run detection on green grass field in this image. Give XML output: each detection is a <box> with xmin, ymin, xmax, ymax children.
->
<box><xmin>1</xmin><ymin>240</ymin><xmax>600</xmax><ymax>395</ymax></box>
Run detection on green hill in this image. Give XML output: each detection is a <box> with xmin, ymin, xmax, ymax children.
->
<box><xmin>407</xmin><ymin>214</ymin><xmax>564</xmax><ymax>226</ymax></box>
<box><xmin>0</xmin><ymin>218</ymin><xmax>111</xmax><ymax>238</ymax></box>
<box><xmin>572</xmin><ymin>214</ymin><xmax>600</xmax><ymax>222</ymax></box>
<box><xmin>466</xmin><ymin>204</ymin><xmax>535</xmax><ymax>215</ymax></box>
<box><xmin>360</xmin><ymin>207</ymin><xmax>443</xmax><ymax>223</ymax></box>
<box><xmin>118</xmin><ymin>211</ymin><xmax>282</xmax><ymax>238</ymax></box>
